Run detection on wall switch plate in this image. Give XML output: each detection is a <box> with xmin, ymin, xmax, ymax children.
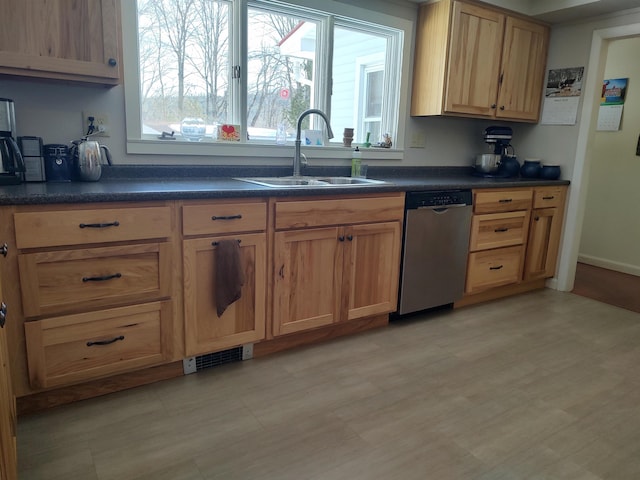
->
<box><xmin>410</xmin><ymin>132</ymin><xmax>426</xmax><ymax>148</ymax></box>
<box><xmin>83</xmin><ymin>111</ymin><xmax>110</xmax><ymax>137</ymax></box>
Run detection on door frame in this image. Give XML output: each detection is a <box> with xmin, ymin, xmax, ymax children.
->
<box><xmin>555</xmin><ymin>22</ymin><xmax>640</xmax><ymax>291</ymax></box>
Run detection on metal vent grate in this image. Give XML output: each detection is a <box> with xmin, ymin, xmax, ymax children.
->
<box><xmin>196</xmin><ymin>346</ymin><xmax>243</xmax><ymax>371</ymax></box>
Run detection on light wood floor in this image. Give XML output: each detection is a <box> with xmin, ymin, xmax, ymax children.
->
<box><xmin>17</xmin><ymin>289</ymin><xmax>640</xmax><ymax>479</ymax></box>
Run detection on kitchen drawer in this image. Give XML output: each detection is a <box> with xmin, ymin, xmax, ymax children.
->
<box><xmin>275</xmin><ymin>194</ymin><xmax>404</xmax><ymax>230</ymax></box>
<box><xmin>466</xmin><ymin>245</ymin><xmax>524</xmax><ymax>294</ymax></box>
<box><xmin>473</xmin><ymin>189</ymin><xmax>532</xmax><ymax>214</ymax></box>
<box><xmin>182</xmin><ymin>201</ymin><xmax>266</xmax><ymax>236</ymax></box>
<box><xmin>14</xmin><ymin>206</ymin><xmax>172</xmax><ymax>249</ymax></box>
<box><xmin>18</xmin><ymin>243</ymin><xmax>172</xmax><ymax>318</ymax></box>
<box><xmin>469</xmin><ymin>211</ymin><xmax>530</xmax><ymax>251</ymax></box>
<box><xmin>533</xmin><ymin>186</ymin><xmax>565</xmax><ymax>209</ymax></box>
<box><xmin>24</xmin><ymin>301</ymin><xmax>172</xmax><ymax>389</ymax></box>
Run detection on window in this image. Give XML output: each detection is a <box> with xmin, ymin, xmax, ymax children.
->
<box><xmin>123</xmin><ymin>0</ymin><xmax>409</xmax><ymax>157</ymax></box>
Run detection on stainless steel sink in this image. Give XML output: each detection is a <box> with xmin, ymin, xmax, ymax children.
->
<box><xmin>235</xmin><ymin>176</ymin><xmax>388</xmax><ymax>188</ymax></box>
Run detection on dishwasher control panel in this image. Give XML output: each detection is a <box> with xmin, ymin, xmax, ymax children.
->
<box><xmin>406</xmin><ymin>190</ymin><xmax>472</xmax><ymax>209</ymax></box>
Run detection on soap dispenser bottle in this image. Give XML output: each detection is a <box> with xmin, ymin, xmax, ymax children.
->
<box><xmin>351</xmin><ymin>146</ymin><xmax>361</xmax><ymax>177</ymax></box>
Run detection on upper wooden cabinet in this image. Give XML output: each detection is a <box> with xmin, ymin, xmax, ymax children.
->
<box><xmin>0</xmin><ymin>0</ymin><xmax>122</xmax><ymax>86</ymax></box>
<box><xmin>411</xmin><ymin>0</ymin><xmax>549</xmax><ymax>122</ymax></box>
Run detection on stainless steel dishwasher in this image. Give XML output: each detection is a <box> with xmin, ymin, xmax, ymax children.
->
<box><xmin>397</xmin><ymin>190</ymin><xmax>473</xmax><ymax>315</ymax></box>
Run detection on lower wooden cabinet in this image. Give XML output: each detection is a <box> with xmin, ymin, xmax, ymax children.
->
<box><xmin>183</xmin><ymin>233</ymin><xmax>266</xmax><ymax>356</ymax></box>
<box><xmin>466</xmin><ymin>245</ymin><xmax>524</xmax><ymax>293</ymax></box>
<box><xmin>273</xmin><ymin>221</ymin><xmax>401</xmax><ymax>336</ymax></box>
<box><xmin>24</xmin><ymin>301</ymin><xmax>172</xmax><ymax>389</ymax></box>
<box><xmin>0</xmin><ymin>270</ymin><xmax>17</xmax><ymax>480</ymax></box>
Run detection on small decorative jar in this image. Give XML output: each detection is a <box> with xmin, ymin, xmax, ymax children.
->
<box><xmin>500</xmin><ymin>155</ymin><xmax>521</xmax><ymax>177</ymax></box>
<box><xmin>540</xmin><ymin>164</ymin><xmax>561</xmax><ymax>180</ymax></box>
<box><xmin>520</xmin><ymin>159</ymin><xmax>541</xmax><ymax>178</ymax></box>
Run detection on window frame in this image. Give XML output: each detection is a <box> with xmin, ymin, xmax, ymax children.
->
<box><xmin>121</xmin><ymin>0</ymin><xmax>411</xmax><ymax>161</ymax></box>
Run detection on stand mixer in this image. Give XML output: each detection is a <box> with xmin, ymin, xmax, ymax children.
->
<box><xmin>474</xmin><ymin>126</ymin><xmax>519</xmax><ymax>177</ymax></box>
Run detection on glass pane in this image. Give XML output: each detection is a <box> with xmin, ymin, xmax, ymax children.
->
<box><xmin>246</xmin><ymin>7</ymin><xmax>316</xmax><ymax>143</ymax></box>
<box><xmin>137</xmin><ymin>0</ymin><xmax>231</xmax><ymax>142</ymax></box>
<box><xmin>330</xmin><ymin>26</ymin><xmax>387</xmax><ymax>145</ymax></box>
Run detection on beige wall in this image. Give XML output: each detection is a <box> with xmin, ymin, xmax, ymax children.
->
<box><xmin>578</xmin><ymin>37</ymin><xmax>640</xmax><ymax>275</ymax></box>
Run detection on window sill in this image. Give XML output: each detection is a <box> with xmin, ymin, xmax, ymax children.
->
<box><xmin>126</xmin><ymin>138</ymin><xmax>404</xmax><ymax>161</ymax></box>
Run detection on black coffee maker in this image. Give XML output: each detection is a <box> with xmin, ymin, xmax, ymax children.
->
<box><xmin>0</xmin><ymin>98</ymin><xmax>25</xmax><ymax>185</ymax></box>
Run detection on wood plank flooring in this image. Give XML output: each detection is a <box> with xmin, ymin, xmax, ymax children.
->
<box><xmin>17</xmin><ymin>289</ymin><xmax>640</xmax><ymax>479</ymax></box>
<box><xmin>573</xmin><ymin>262</ymin><xmax>640</xmax><ymax>314</ymax></box>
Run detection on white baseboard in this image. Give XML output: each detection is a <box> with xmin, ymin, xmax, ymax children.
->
<box><xmin>577</xmin><ymin>254</ymin><xmax>640</xmax><ymax>277</ymax></box>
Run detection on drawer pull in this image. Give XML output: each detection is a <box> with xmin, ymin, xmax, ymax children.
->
<box><xmin>0</xmin><ymin>302</ymin><xmax>6</xmax><ymax>328</ymax></box>
<box><xmin>338</xmin><ymin>236</ymin><xmax>345</xmax><ymax>242</ymax></box>
<box><xmin>82</xmin><ymin>273</ymin><xmax>122</xmax><ymax>282</ymax></box>
<box><xmin>542</xmin><ymin>196</ymin><xmax>555</xmax><ymax>200</ymax></box>
<box><xmin>87</xmin><ymin>335</ymin><xmax>125</xmax><ymax>347</ymax></box>
<box><xmin>498</xmin><ymin>199</ymin><xmax>513</xmax><ymax>203</ymax></box>
<box><xmin>79</xmin><ymin>221</ymin><xmax>120</xmax><ymax>229</ymax></box>
<box><xmin>494</xmin><ymin>228</ymin><xmax>509</xmax><ymax>233</ymax></box>
<box><xmin>211</xmin><ymin>215</ymin><xmax>242</xmax><ymax>221</ymax></box>
<box><xmin>212</xmin><ymin>239</ymin><xmax>241</xmax><ymax>246</ymax></box>
<box><xmin>489</xmin><ymin>265</ymin><xmax>504</xmax><ymax>270</ymax></box>
<box><xmin>347</xmin><ymin>235</ymin><xmax>353</xmax><ymax>241</ymax></box>
<box><xmin>1</xmin><ymin>243</ymin><xmax>7</xmax><ymax>257</ymax></box>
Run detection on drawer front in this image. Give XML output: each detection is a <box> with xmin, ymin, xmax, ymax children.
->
<box><xmin>18</xmin><ymin>243</ymin><xmax>171</xmax><ymax>318</ymax></box>
<box><xmin>182</xmin><ymin>202</ymin><xmax>266</xmax><ymax>236</ymax></box>
<box><xmin>533</xmin><ymin>186</ymin><xmax>565</xmax><ymax>209</ymax></box>
<box><xmin>24</xmin><ymin>301</ymin><xmax>172</xmax><ymax>389</ymax></box>
<box><xmin>466</xmin><ymin>246</ymin><xmax>523</xmax><ymax>294</ymax></box>
<box><xmin>275</xmin><ymin>194</ymin><xmax>404</xmax><ymax>230</ymax></box>
<box><xmin>469</xmin><ymin>211</ymin><xmax>529</xmax><ymax>251</ymax></box>
<box><xmin>474</xmin><ymin>189</ymin><xmax>532</xmax><ymax>214</ymax></box>
<box><xmin>14</xmin><ymin>206</ymin><xmax>172</xmax><ymax>249</ymax></box>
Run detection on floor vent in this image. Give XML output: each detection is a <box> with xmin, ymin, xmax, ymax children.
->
<box><xmin>183</xmin><ymin>344</ymin><xmax>253</xmax><ymax>375</ymax></box>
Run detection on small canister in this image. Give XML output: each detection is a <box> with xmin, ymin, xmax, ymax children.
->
<box><xmin>43</xmin><ymin>144</ymin><xmax>72</xmax><ymax>182</ymax></box>
<box><xmin>540</xmin><ymin>164</ymin><xmax>561</xmax><ymax>180</ymax></box>
<box><xmin>520</xmin><ymin>158</ymin><xmax>541</xmax><ymax>178</ymax></box>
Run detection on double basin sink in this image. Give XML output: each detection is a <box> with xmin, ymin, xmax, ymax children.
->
<box><xmin>236</xmin><ymin>176</ymin><xmax>388</xmax><ymax>188</ymax></box>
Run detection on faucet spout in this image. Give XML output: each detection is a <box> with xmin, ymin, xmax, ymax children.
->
<box><xmin>294</xmin><ymin>109</ymin><xmax>334</xmax><ymax>177</ymax></box>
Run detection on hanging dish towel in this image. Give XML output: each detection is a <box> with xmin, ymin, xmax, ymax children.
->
<box><xmin>215</xmin><ymin>239</ymin><xmax>245</xmax><ymax>317</ymax></box>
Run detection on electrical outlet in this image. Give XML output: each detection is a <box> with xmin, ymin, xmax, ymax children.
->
<box><xmin>83</xmin><ymin>111</ymin><xmax>110</xmax><ymax>137</ymax></box>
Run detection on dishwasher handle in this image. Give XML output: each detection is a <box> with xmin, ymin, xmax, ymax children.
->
<box><xmin>416</xmin><ymin>203</ymin><xmax>470</xmax><ymax>211</ymax></box>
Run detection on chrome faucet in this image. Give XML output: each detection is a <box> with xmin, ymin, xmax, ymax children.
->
<box><xmin>294</xmin><ymin>109</ymin><xmax>334</xmax><ymax>177</ymax></box>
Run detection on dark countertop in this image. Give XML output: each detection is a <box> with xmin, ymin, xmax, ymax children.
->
<box><xmin>0</xmin><ymin>166</ymin><xmax>570</xmax><ymax>205</ymax></box>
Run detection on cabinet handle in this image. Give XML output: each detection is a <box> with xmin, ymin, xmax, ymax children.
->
<box><xmin>489</xmin><ymin>265</ymin><xmax>504</xmax><ymax>270</ymax></box>
<box><xmin>211</xmin><ymin>239</ymin><xmax>241</xmax><ymax>246</ymax></box>
<box><xmin>108</xmin><ymin>58</ymin><xmax>117</xmax><ymax>67</ymax></box>
<box><xmin>491</xmin><ymin>104</ymin><xmax>497</xmax><ymax>109</ymax></box>
<box><xmin>82</xmin><ymin>273</ymin><xmax>122</xmax><ymax>282</ymax></box>
<box><xmin>279</xmin><ymin>265</ymin><xmax>285</xmax><ymax>279</ymax></box>
<box><xmin>79</xmin><ymin>221</ymin><xmax>120</xmax><ymax>229</ymax></box>
<box><xmin>494</xmin><ymin>228</ymin><xmax>509</xmax><ymax>233</ymax></box>
<box><xmin>1</xmin><ymin>242</ymin><xmax>7</xmax><ymax>257</ymax></box>
<box><xmin>535</xmin><ymin>216</ymin><xmax>540</xmax><ymax>221</ymax></box>
<box><xmin>498</xmin><ymin>199</ymin><xmax>512</xmax><ymax>203</ymax></box>
<box><xmin>212</xmin><ymin>215</ymin><xmax>242</xmax><ymax>220</ymax></box>
<box><xmin>347</xmin><ymin>235</ymin><xmax>353</xmax><ymax>241</ymax></box>
<box><xmin>499</xmin><ymin>73</ymin><xmax>504</xmax><ymax>84</ymax></box>
<box><xmin>0</xmin><ymin>302</ymin><xmax>6</xmax><ymax>328</ymax></box>
<box><xmin>542</xmin><ymin>196</ymin><xmax>555</xmax><ymax>200</ymax></box>
<box><xmin>338</xmin><ymin>236</ymin><xmax>345</xmax><ymax>242</ymax></box>
<box><xmin>500</xmin><ymin>106</ymin><xmax>505</xmax><ymax>111</ymax></box>
<box><xmin>87</xmin><ymin>335</ymin><xmax>124</xmax><ymax>347</ymax></box>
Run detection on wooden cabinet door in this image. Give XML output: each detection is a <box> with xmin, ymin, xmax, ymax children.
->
<box><xmin>343</xmin><ymin>222</ymin><xmax>401</xmax><ymax>321</ymax></box>
<box><xmin>273</xmin><ymin>228</ymin><xmax>343</xmax><ymax>336</ymax></box>
<box><xmin>496</xmin><ymin>16</ymin><xmax>549</xmax><ymax>121</ymax></box>
<box><xmin>183</xmin><ymin>234</ymin><xmax>266</xmax><ymax>357</ymax></box>
<box><xmin>0</xmin><ymin>266</ymin><xmax>18</xmax><ymax>480</ymax></box>
<box><xmin>445</xmin><ymin>2</ymin><xmax>504</xmax><ymax>116</ymax></box>
<box><xmin>524</xmin><ymin>208</ymin><xmax>563</xmax><ymax>280</ymax></box>
<box><xmin>0</xmin><ymin>0</ymin><xmax>121</xmax><ymax>85</ymax></box>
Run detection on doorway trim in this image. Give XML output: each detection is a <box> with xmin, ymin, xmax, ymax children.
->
<box><xmin>556</xmin><ymin>22</ymin><xmax>640</xmax><ymax>292</ymax></box>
